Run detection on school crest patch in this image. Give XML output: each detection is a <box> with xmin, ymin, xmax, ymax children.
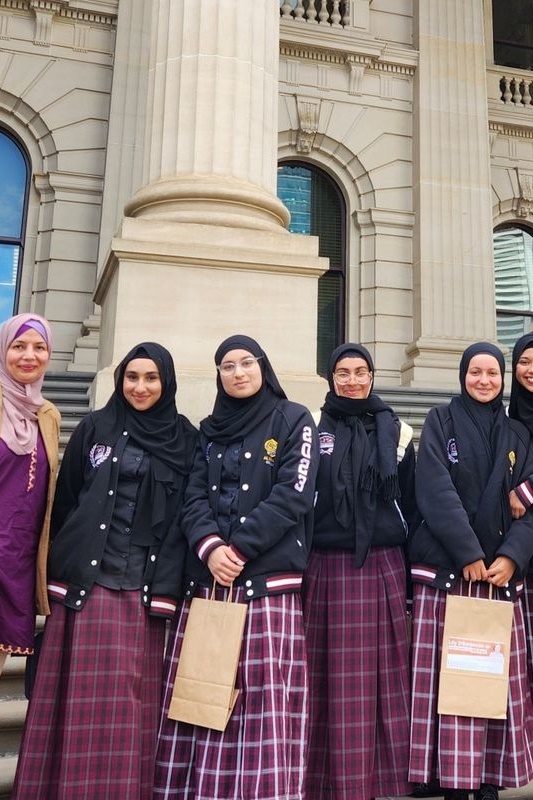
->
<box><xmin>263</xmin><ymin>438</ymin><xmax>278</xmax><ymax>466</ymax></box>
<box><xmin>447</xmin><ymin>438</ymin><xmax>458</xmax><ymax>464</ymax></box>
<box><xmin>319</xmin><ymin>431</ymin><xmax>335</xmax><ymax>455</ymax></box>
<box><xmin>89</xmin><ymin>444</ymin><xmax>112</xmax><ymax>469</ymax></box>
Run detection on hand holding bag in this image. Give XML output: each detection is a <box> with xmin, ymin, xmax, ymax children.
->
<box><xmin>168</xmin><ymin>583</ymin><xmax>248</xmax><ymax>731</ymax></box>
<box><xmin>437</xmin><ymin>582</ymin><xmax>514</xmax><ymax>719</ymax></box>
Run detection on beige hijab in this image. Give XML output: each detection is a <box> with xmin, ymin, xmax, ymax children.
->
<box><xmin>0</xmin><ymin>313</ymin><xmax>51</xmax><ymax>455</ymax></box>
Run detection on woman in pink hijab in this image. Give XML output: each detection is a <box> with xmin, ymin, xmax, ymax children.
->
<box><xmin>0</xmin><ymin>313</ymin><xmax>60</xmax><ymax>675</ymax></box>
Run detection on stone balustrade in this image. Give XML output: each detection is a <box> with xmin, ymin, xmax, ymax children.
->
<box><xmin>279</xmin><ymin>0</ymin><xmax>349</xmax><ymax>27</ymax></box>
<box><xmin>499</xmin><ymin>74</ymin><xmax>533</xmax><ymax>107</ymax></box>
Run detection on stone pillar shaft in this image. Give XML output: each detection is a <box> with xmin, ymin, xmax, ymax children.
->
<box><xmin>127</xmin><ymin>0</ymin><xmax>288</xmax><ymax>230</ymax></box>
<box><xmin>403</xmin><ymin>0</ymin><xmax>495</xmax><ymax>385</ymax></box>
<box><xmin>145</xmin><ymin>0</ymin><xmax>278</xmax><ymax>190</ymax></box>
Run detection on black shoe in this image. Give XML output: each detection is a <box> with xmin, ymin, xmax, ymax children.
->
<box><xmin>443</xmin><ymin>791</ymin><xmax>470</xmax><ymax>800</ymax></box>
<box><xmin>411</xmin><ymin>781</ymin><xmax>443</xmax><ymax>797</ymax></box>
<box><xmin>474</xmin><ymin>786</ymin><xmax>499</xmax><ymax>800</ymax></box>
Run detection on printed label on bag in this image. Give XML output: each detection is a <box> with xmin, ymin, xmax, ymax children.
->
<box><xmin>445</xmin><ymin>637</ymin><xmax>505</xmax><ymax>675</ymax></box>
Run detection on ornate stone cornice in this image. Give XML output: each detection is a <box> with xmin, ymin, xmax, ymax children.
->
<box><xmin>279</xmin><ymin>43</ymin><xmax>415</xmax><ymax>76</ymax></box>
<box><xmin>489</xmin><ymin>121</ymin><xmax>533</xmax><ymax>140</ymax></box>
<box><xmin>0</xmin><ymin>0</ymin><xmax>116</xmax><ymax>25</ymax></box>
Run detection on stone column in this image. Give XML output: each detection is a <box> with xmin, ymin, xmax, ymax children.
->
<box><xmin>93</xmin><ymin>0</ymin><xmax>327</xmax><ymax>418</ymax></box>
<box><xmin>401</xmin><ymin>0</ymin><xmax>495</xmax><ymax>387</ymax></box>
<box><xmin>126</xmin><ymin>0</ymin><xmax>289</xmax><ymax>231</ymax></box>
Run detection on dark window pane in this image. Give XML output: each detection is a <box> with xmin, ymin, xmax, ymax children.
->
<box><xmin>317</xmin><ymin>271</ymin><xmax>341</xmax><ymax>373</ymax></box>
<box><xmin>278</xmin><ymin>166</ymin><xmax>312</xmax><ymax>234</ymax></box>
<box><xmin>493</xmin><ymin>0</ymin><xmax>533</xmax><ymax>70</ymax></box>
<box><xmin>0</xmin><ymin>133</ymin><xmax>27</xmax><ymax>239</ymax></box>
<box><xmin>277</xmin><ymin>163</ymin><xmax>345</xmax><ymax>375</ymax></box>
<box><xmin>0</xmin><ymin>244</ymin><xmax>20</xmax><ymax>323</ymax></box>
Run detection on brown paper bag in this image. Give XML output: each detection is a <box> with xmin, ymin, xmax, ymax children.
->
<box><xmin>437</xmin><ymin>585</ymin><xmax>513</xmax><ymax>719</ymax></box>
<box><xmin>168</xmin><ymin>584</ymin><xmax>248</xmax><ymax>731</ymax></box>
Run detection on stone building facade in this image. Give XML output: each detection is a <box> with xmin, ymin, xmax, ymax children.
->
<box><xmin>1</xmin><ymin>0</ymin><xmax>532</xmax><ymax>420</ymax></box>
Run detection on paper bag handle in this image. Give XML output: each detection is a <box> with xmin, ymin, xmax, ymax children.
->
<box><xmin>467</xmin><ymin>581</ymin><xmax>494</xmax><ymax>600</ymax></box>
<box><xmin>210</xmin><ymin>580</ymin><xmax>237</xmax><ymax>603</ymax></box>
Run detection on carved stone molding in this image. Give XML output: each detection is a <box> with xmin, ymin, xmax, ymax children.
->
<box><xmin>489</xmin><ymin>121</ymin><xmax>533</xmax><ymax>140</ymax></box>
<box><xmin>346</xmin><ymin>55</ymin><xmax>368</xmax><ymax>95</ymax></box>
<box><xmin>0</xmin><ymin>0</ymin><xmax>116</xmax><ymax>26</ymax></box>
<box><xmin>0</xmin><ymin>12</ymin><xmax>8</xmax><ymax>37</ymax></box>
<box><xmin>32</xmin><ymin>7</ymin><xmax>53</xmax><ymax>45</ymax></box>
<box><xmin>295</xmin><ymin>95</ymin><xmax>321</xmax><ymax>153</ymax></box>
<box><xmin>517</xmin><ymin>169</ymin><xmax>533</xmax><ymax>218</ymax></box>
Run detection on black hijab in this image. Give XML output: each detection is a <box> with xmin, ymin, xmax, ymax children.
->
<box><xmin>509</xmin><ymin>332</ymin><xmax>533</xmax><ymax>432</ymax></box>
<box><xmin>200</xmin><ymin>335</ymin><xmax>286</xmax><ymax>445</ymax></box>
<box><xmin>448</xmin><ymin>341</ymin><xmax>511</xmax><ymax>559</ymax></box>
<box><xmin>320</xmin><ymin>343</ymin><xmax>400</xmax><ymax>564</ymax></box>
<box><xmin>94</xmin><ymin>342</ymin><xmax>196</xmax><ymax>474</ymax></box>
<box><xmin>93</xmin><ymin>342</ymin><xmax>197</xmax><ymax>537</ymax></box>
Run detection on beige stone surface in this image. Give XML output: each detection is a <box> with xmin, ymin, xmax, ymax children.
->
<box><xmin>0</xmin><ymin>1</ymin><xmax>531</xmax><ymax>392</ymax></box>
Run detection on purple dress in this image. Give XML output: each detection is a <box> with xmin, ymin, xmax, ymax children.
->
<box><xmin>0</xmin><ymin>434</ymin><xmax>48</xmax><ymax>654</ymax></box>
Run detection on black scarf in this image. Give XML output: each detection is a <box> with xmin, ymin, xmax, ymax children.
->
<box><xmin>509</xmin><ymin>332</ymin><xmax>533</xmax><ymax>432</ymax></box>
<box><xmin>93</xmin><ymin>342</ymin><xmax>197</xmax><ymax>539</ymax></box>
<box><xmin>321</xmin><ymin>344</ymin><xmax>400</xmax><ymax>564</ymax></box>
<box><xmin>449</xmin><ymin>342</ymin><xmax>511</xmax><ymax>562</ymax></box>
<box><xmin>200</xmin><ymin>334</ymin><xmax>286</xmax><ymax>445</ymax></box>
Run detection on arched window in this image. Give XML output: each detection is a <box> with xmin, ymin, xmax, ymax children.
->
<box><xmin>277</xmin><ymin>162</ymin><xmax>346</xmax><ymax>375</ymax></box>
<box><xmin>494</xmin><ymin>224</ymin><xmax>533</xmax><ymax>349</ymax></box>
<box><xmin>0</xmin><ymin>130</ymin><xmax>30</xmax><ymax>323</ymax></box>
<box><xmin>492</xmin><ymin>0</ymin><xmax>533</xmax><ymax>71</ymax></box>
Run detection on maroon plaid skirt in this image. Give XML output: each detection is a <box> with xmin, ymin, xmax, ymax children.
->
<box><xmin>522</xmin><ymin>571</ymin><xmax>533</xmax><ymax>683</ymax></box>
<box><xmin>11</xmin><ymin>585</ymin><xmax>166</xmax><ymax>800</ymax></box>
<box><xmin>154</xmin><ymin>587</ymin><xmax>308</xmax><ymax>800</ymax></box>
<box><xmin>409</xmin><ymin>579</ymin><xmax>533</xmax><ymax>790</ymax></box>
<box><xmin>302</xmin><ymin>546</ymin><xmax>412</xmax><ymax>800</ymax></box>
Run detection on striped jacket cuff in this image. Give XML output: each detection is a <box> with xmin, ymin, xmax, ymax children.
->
<box><xmin>197</xmin><ymin>534</ymin><xmax>225</xmax><ymax>563</ymax></box>
<box><xmin>515</xmin><ymin>479</ymin><xmax>533</xmax><ymax>509</ymax></box>
<box><xmin>229</xmin><ymin>544</ymin><xmax>248</xmax><ymax>565</ymax></box>
<box><xmin>150</xmin><ymin>596</ymin><xmax>177</xmax><ymax>618</ymax></box>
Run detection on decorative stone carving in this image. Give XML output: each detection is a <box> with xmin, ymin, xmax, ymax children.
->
<box><xmin>517</xmin><ymin>169</ymin><xmax>533</xmax><ymax>218</ymax></box>
<box><xmin>32</xmin><ymin>8</ymin><xmax>53</xmax><ymax>45</ymax></box>
<box><xmin>0</xmin><ymin>12</ymin><xmax>9</xmax><ymax>39</ymax></box>
<box><xmin>346</xmin><ymin>55</ymin><xmax>372</xmax><ymax>96</ymax></box>
<box><xmin>30</xmin><ymin>0</ymin><xmax>68</xmax><ymax>46</ymax></box>
<box><xmin>295</xmin><ymin>95</ymin><xmax>321</xmax><ymax>153</ymax></box>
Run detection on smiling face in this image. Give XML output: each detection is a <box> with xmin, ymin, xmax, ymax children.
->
<box><xmin>516</xmin><ymin>347</ymin><xmax>533</xmax><ymax>394</ymax></box>
<box><xmin>6</xmin><ymin>329</ymin><xmax>50</xmax><ymax>384</ymax></box>
<box><xmin>464</xmin><ymin>353</ymin><xmax>502</xmax><ymax>403</ymax></box>
<box><xmin>332</xmin><ymin>355</ymin><xmax>373</xmax><ymax>399</ymax></box>
<box><xmin>218</xmin><ymin>348</ymin><xmax>263</xmax><ymax>399</ymax></box>
<box><xmin>122</xmin><ymin>358</ymin><xmax>162</xmax><ymax>411</ymax></box>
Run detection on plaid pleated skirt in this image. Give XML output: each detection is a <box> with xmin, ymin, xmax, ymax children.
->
<box><xmin>302</xmin><ymin>546</ymin><xmax>412</xmax><ymax>800</ymax></box>
<box><xmin>154</xmin><ymin>586</ymin><xmax>308</xmax><ymax>800</ymax></box>
<box><xmin>522</xmin><ymin>571</ymin><xmax>533</xmax><ymax>682</ymax></box>
<box><xmin>409</xmin><ymin>579</ymin><xmax>533</xmax><ymax>790</ymax></box>
<box><xmin>11</xmin><ymin>585</ymin><xmax>167</xmax><ymax>800</ymax></box>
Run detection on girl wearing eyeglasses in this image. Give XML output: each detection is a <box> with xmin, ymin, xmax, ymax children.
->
<box><xmin>302</xmin><ymin>342</ymin><xmax>417</xmax><ymax>800</ymax></box>
<box><xmin>154</xmin><ymin>334</ymin><xmax>319</xmax><ymax>800</ymax></box>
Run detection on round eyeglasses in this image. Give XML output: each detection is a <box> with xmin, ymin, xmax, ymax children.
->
<box><xmin>333</xmin><ymin>370</ymin><xmax>372</xmax><ymax>386</ymax></box>
<box><xmin>217</xmin><ymin>356</ymin><xmax>263</xmax><ymax>377</ymax></box>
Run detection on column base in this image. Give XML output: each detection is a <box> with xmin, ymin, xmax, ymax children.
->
<box><xmin>92</xmin><ymin>217</ymin><xmax>329</xmax><ymax>420</ymax></box>
<box><xmin>125</xmin><ymin>175</ymin><xmax>290</xmax><ymax>234</ymax></box>
<box><xmin>400</xmin><ymin>337</ymin><xmax>477</xmax><ymax>388</ymax></box>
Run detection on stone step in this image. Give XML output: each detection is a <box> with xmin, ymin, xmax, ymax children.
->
<box><xmin>0</xmin><ymin>754</ymin><xmax>17</xmax><ymax>799</ymax></box>
<box><xmin>0</xmin><ymin>699</ymin><xmax>27</xmax><ymax>755</ymax></box>
<box><xmin>0</xmin><ymin>657</ymin><xmax>26</xmax><ymax>702</ymax></box>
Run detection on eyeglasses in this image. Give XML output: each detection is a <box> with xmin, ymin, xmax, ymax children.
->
<box><xmin>217</xmin><ymin>356</ymin><xmax>263</xmax><ymax>376</ymax></box>
<box><xmin>333</xmin><ymin>370</ymin><xmax>372</xmax><ymax>385</ymax></box>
